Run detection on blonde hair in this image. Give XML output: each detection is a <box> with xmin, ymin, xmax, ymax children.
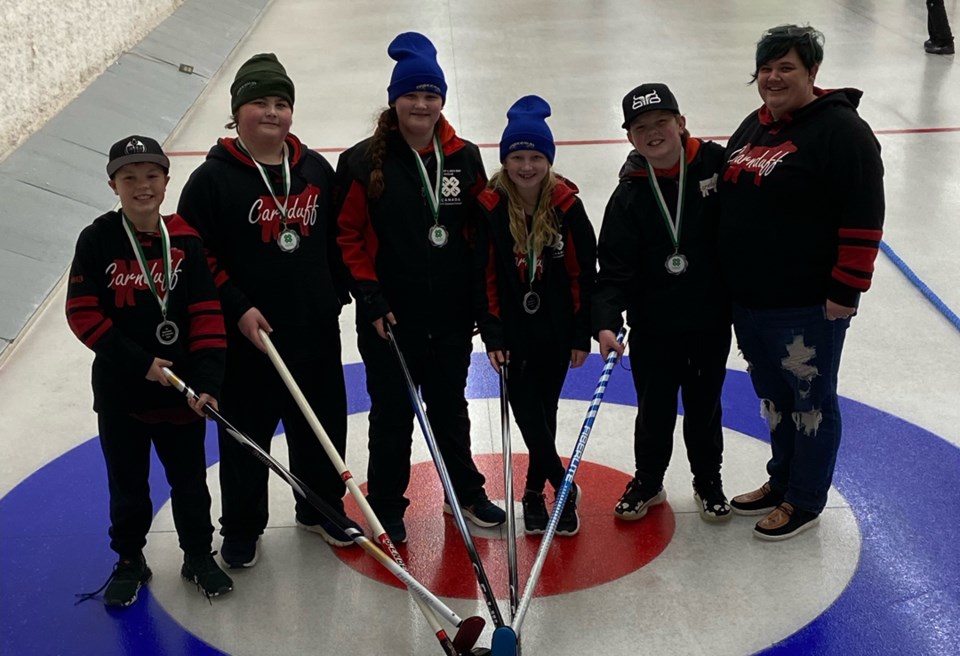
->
<box><xmin>490</xmin><ymin>168</ymin><xmax>560</xmax><ymax>256</ymax></box>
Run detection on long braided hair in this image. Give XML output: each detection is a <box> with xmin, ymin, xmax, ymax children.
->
<box><xmin>489</xmin><ymin>168</ymin><xmax>560</xmax><ymax>257</ymax></box>
<box><xmin>366</xmin><ymin>108</ymin><xmax>452</xmax><ymax>201</ymax></box>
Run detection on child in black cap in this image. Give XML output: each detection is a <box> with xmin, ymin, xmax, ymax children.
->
<box><xmin>593</xmin><ymin>84</ymin><xmax>733</xmax><ymax>524</ymax></box>
<box><xmin>474</xmin><ymin>95</ymin><xmax>596</xmax><ymax>536</ymax></box>
<box><xmin>177</xmin><ymin>53</ymin><xmax>358</xmax><ymax>568</ymax></box>
<box><xmin>335</xmin><ymin>32</ymin><xmax>505</xmax><ymax>544</ymax></box>
<box><xmin>68</xmin><ymin>135</ymin><xmax>233</xmax><ymax>607</ymax></box>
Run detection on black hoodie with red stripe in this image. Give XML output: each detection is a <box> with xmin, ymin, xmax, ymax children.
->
<box><xmin>335</xmin><ymin>118</ymin><xmax>487</xmax><ymax>336</ymax></box>
<box><xmin>718</xmin><ymin>88</ymin><xmax>885</xmax><ymax>309</ymax></box>
<box><xmin>593</xmin><ymin>138</ymin><xmax>730</xmax><ymax>338</ymax></box>
<box><xmin>177</xmin><ymin>134</ymin><xmax>350</xmax><ymax>358</ymax></box>
<box><xmin>474</xmin><ymin>179</ymin><xmax>596</xmax><ymax>355</ymax></box>
<box><xmin>66</xmin><ymin>212</ymin><xmax>226</xmax><ymax>416</ymax></box>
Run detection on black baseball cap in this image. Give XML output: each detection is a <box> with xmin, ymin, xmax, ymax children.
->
<box><xmin>106</xmin><ymin>135</ymin><xmax>170</xmax><ymax>176</ymax></box>
<box><xmin>621</xmin><ymin>83</ymin><xmax>681</xmax><ymax>129</ymax></box>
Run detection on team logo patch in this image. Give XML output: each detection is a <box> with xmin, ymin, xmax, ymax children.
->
<box><xmin>441</xmin><ymin>175</ymin><xmax>461</xmax><ymax>198</ymax></box>
<box><xmin>124</xmin><ymin>138</ymin><xmax>146</xmax><ymax>155</ymax></box>
<box><xmin>699</xmin><ymin>173</ymin><xmax>718</xmax><ymax>197</ymax></box>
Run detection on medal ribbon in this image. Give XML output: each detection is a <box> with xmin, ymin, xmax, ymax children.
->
<box><xmin>121</xmin><ymin>212</ymin><xmax>172</xmax><ymax>320</ymax></box>
<box><xmin>645</xmin><ymin>147</ymin><xmax>687</xmax><ymax>254</ymax></box>
<box><xmin>411</xmin><ymin>133</ymin><xmax>445</xmax><ymax>229</ymax></box>
<box><xmin>241</xmin><ymin>139</ymin><xmax>292</xmax><ymax>232</ymax></box>
<box><xmin>523</xmin><ymin>197</ymin><xmax>542</xmax><ymax>291</ymax></box>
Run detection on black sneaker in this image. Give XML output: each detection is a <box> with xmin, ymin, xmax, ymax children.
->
<box><xmin>521</xmin><ymin>489</ymin><xmax>548</xmax><ymax>535</ymax></box>
<box><xmin>925</xmin><ymin>40</ymin><xmax>955</xmax><ymax>55</ymax></box>
<box><xmin>613</xmin><ymin>478</ymin><xmax>665</xmax><ymax>520</ymax></box>
<box><xmin>444</xmin><ymin>496</ymin><xmax>506</xmax><ymax>528</ymax></box>
<box><xmin>556</xmin><ymin>484</ymin><xmax>581</xmax><ymax>537</ymax></box>
<box><xmin>730</xmin><ymin>482</ymin><xmax>784</xmax><ymax>516</ymax></box>
<box><xmin>297</xmin><ymin>516</ymin><xmax>361</xmax><ymax>548</ymax></box>
<box><xmin>182</xmin><ymin>552</ymin><xmax>234</xmax><ymax>599</ymax></box>
<box><xmin>102</xmin><ymin>553</ymin><xmax>152</xmax><ymax>607</ymax></box>
<box><xmin>693</xmin><ymin>480</ymin><xmax>732</xmax><ymax>523</ymax></box>
<box><xmin>753</xmin><ymin>502</ymin><xmax>820</xmax><ymax>541</ymax></box>
<box><xmin>220</xmin><ymin>537</ymin><xmax>259</xmax><ymax>568</ymax></box>
<box><xmin>381</xmin><ymin>516</ymin><xmax>407</xmax><ymax>544</ymax></box>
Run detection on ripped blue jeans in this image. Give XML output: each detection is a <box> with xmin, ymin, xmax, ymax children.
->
<box><xmin>733</xmin><ymin>304</ymin><xmax>850</xmax><ymax>514</ymax></box>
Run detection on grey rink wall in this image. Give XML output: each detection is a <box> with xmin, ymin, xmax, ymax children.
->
<box><xmin>0</xmin><ymin>0</ymin><xmax>270</xmax><ymax>358</ymax></box>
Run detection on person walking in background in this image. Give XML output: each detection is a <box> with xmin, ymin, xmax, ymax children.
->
<box><xmin>68</xmin><ymin>136</ymin><xmax>233</xmax><ymax>606</ymax></box>
<box><xmin>474</xmin><ymin>95</ymin><xmax>596</xmax><ymax>536</ymax></box>
<box><xmin>593</xmin><ymin>84</ymin><xmax>733</xmax><ymax>526</ymax></box>
<box><xmin>336</xmin><ymin>32</ymin><xmax>505</xmax><ymax>544</ymax></box>
<box><xmin>719</xmin><ymin>25</ymin><xmax>885</xmax><ymax>540</ymax></box>
<box><xmin>177</xmin><ymin>53</ymin><xmax>357</xmax><ymax>568</ymax></box>
<box><xmin>926</xmin><ymin>0</ymin><xmax>955</xmax><ymax>54</ymax></box>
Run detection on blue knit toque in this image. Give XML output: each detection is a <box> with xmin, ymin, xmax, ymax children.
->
<box><xmin>499</xmin><ymin>95</ymin><xmax>556</xmax><ymax>164</ymax></box>
<box><xmin>387</xmin><ymin>32</ymin><xmax>447</xmax><ymax>103</ymax></box>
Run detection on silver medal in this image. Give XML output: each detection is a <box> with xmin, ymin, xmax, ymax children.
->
<box><xmin>522</xmin><ymin>291</ymin><xmax>541</xmax><ymax>314</ymax></box>
<box><xmin>278</xmin><ymin>229</ymin><xmax>300</xmax><ymax>253</ymax></box>
<box><xmin>665</xmin><ymin>253</ymin><xmax>688</xmax><ymax>275</ymax></box>
<box><xmin>156</xmin><ymin>320</ymin><xmax>179</xmax><ymax>345</ymax></box>
<box><xmin>428</xmin><ymin>225</ymin><xmax>449</xmax><ymax>247</ymax></box>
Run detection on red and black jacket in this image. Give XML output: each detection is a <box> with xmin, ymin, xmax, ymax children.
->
<box><xmin>718</xmin><ymin>88</ymin><xmax>885</xmax><ymax>309</ymax></box>
<box><xmin>66</xmin><ymin>212</ymin><xmax>226</xmax><ymax>416</ymax></box>
<box><xmin>474</xmin><ymin>179</ymin><xmax>596</xmax><ymax>355</ymax></box>
<box><xmin>335</xmin><ymin>117</ymin><xmax>487</xmax><ymax>337</ymax></box>
<box><xmin>177</xmin><ymin>134</ymin><xmax>350</xmax><ymax>358</ymax></box>
<box><xmin>593</xmin><ymin>138</ymin><xmax>730</xmax><ymax>338</ymax></box>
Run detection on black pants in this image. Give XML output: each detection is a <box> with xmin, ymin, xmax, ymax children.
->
<box><xmin>357</xmin><ymin>322</ymin><xmax>486</xmax><ymax>519</ymax></box>
<box><xmin>505</xmin><ymin>350</ymin><xmax>569</xmax><ymax>494</ymax></box>
<box><xmin>928</xmin><ymin>0</ymin><xmax>954</xmax><ymax>43</ymax></box>
<box><xmin>628</xmin><ymin>327</ymin><xmax>731</xmax><ymax>489</ymax></box>
<box><xmin>98</xmin><ymin>412</ymin><xmax>213</xmax><ymax>557</ymax></box>
<box><xmin>217</xmin><ymin>335</ymin><xmax>347</xmax><ymax>539</ymax></box>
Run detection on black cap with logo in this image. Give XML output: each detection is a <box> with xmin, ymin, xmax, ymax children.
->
<box><xmin>621</xmin><ymin>83</ymin><xmax>681</xmax><ymax>129</ymax></box>
<box><xmin>106</xmin><ymin>135</ymin><xmax>170</xmax><ymax>177</ymax></box>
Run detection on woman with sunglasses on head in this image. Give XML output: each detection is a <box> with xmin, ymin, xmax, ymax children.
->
<box><xmin>719</xmin><ymin>25</ymin><xmax>885</xmax><ymax>540</ymax></box>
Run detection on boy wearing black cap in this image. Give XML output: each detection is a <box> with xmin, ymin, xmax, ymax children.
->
<box><xmin>474</xmin><ymin>95</ymin><xmax>597</xmax><ymax>536</ymax></box>
<box><xmin>593</xmin><ymin>84</ymin><xmax>733</xmax><ymax>524</ymax></box>
<box><xmin>178</xmin><ymin>53</ymin><xmax>358</xmax><ymax>568</ymax></box>
<box><xmin>68</xmin><ymin>135</ymin><xmax>233</xmax><ymax>607</ymax></box>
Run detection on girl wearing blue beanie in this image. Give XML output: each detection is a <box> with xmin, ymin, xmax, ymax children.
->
<box><xmin>474</xmin><ymin>96</ymin><xmax>597</xmax><ymax>536</ymax></box>
<box><xmin>335</xmin><ymin>32</ymin><xmax>504</xmax><ymax>544</ymax></box>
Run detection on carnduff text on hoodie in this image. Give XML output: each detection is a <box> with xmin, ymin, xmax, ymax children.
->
<box><xmin>66</xmin><ymin>213</ymin><xmax>226</xmax><ymax>415</ymax></box>
<box><xmin>593</xmin><ymin>138</ymin><xmax>729</xmax><ymax>338</ymax></box>
<box><xmin>718</xmin><ymin>88</ymin><xmax>885</xmax><ymax>309</ymax></box>
<box><xmin>336</xmin><ymin>118</ymin><xmax>487</xmax><ymax>336</ymax></box>
<box><xmin>177</xmin><ymin>134</ymin><xmax>350</xmax><ymax>357</ymax></box>
<box><xmin>474</xmin><ymin>179</ymin><xmax>596</xmax><ymax>355</ymax></box>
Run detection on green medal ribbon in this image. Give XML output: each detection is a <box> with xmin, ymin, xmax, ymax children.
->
<box><xmin>645</xmin><ymin>147</ymin><xmax>687</xmax><ymax>255</ymax></box>
<box><xmin>121</xmin><ymin>212</ymin><xmax>173</xmax><ymax>320</ymax></box>
<box><xmin>411</xmin><ymin>133</ymin><xmax>445</xmax><ymax>230</ymax></box>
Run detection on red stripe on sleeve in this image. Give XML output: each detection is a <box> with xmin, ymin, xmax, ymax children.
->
<box><xmin>837</xmin><ymin>245</ymin><xmax>878</xmax><ymax>275</ymax></box>
<box><xmin>485</xmin><ymin>241</ymin><xmax>501</xmax><ymax>319</ymax></box>
<box><xmin>838</xmin><ymin>228</ymin><xmax>883</xmax><ymax>242</ymax></box>
<box><xmin>85</xmin><ymin>319</ymin><xmax>113</xmax><ymax>348</ymax></box>
<box><xmin>337</xmin><ymin>181</ymin><xmax>380</xmax><ymax>282</ymax></box>
<box><xmin>66</xmin><ymin>296</ymin><xmax>99</xmax><ymax>310</ymax></box>
<box><xmin>564</xmin><ymin>231</ymin><xmax>582</xmax><ymax>313</ymax></box>
<box><xmin>832</xmin><ymin>267</ymin><xmax>872</xmax><ymax>291</ymax></box>
<box><xmin>188</xmin><ymin>300</ymin><xmax>221</xmax><ymax>314</ymax></box>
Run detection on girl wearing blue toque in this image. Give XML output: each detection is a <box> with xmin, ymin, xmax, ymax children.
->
<box><xmin>335</xmin><ymin>32</ymin><xmax>505</xmax><ymax>544</ymax></box>
<box><xmin>474</xmin><ymin>96</ymin><xmax>597</xmax><ymax>536</ymax></box>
